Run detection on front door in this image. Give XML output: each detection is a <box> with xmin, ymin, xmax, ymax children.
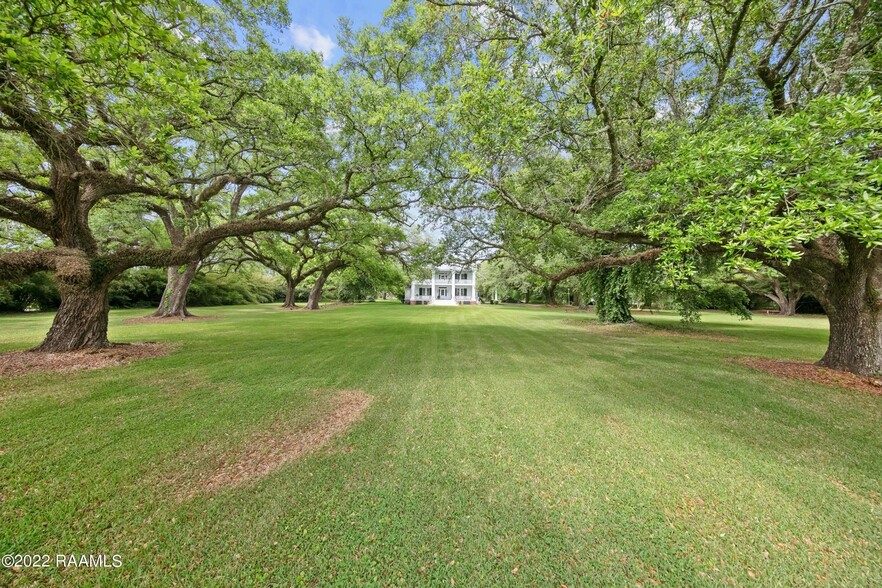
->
<box><xmin>437</xmin><ymin>287</ymin><xmax>448</xmax><ymax>299</ymax></box>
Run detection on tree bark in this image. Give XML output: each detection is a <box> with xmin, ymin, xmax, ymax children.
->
<box><xmin>820</xmin><ymin>304</ymin><xmax>882</xmax><ymax>375</ymax></box>
<box><xmin>816</xmin><ymin>248</ymin><xmax>882</xmax><ymax>375</ymax></box>
<box><xmin>152</xmin><ymin>262</ymin><xmax>198</xmax><ymax>318</ymax></box>
<box><xmin>766</xmin><ymin>277</ymin><xmax>802</xmax><ymax>316</ymax></box>
<box><xmin>307</xmin><ymin>262</ymin><xmax>342</xmax><ymax>310</ymax></box>
<box><xmin>282</xmin><ymin>274</ymin><xmax>297</xmax><ymax>309</ymax></box>
<box><xmin>35</xmin><ymin>280</ymin><xmax>111</xmax><ymax>351</ymax></box>
<box><xmin>777</xmin><ymin>296</ymin><xmax>798</xmax><ymax>316</ymax></box>
<box><xmin>544</xmin><ymin>280</ymin><xmax>559</xmax><ymax>306</ymax></box>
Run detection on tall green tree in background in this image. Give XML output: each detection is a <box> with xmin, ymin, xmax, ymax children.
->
<box><xmin>725</xmin><ymin>269</ymin><xmax>804</xmax><ymax>316</ymax></box>
<box><xmin>235</xmin><ymin>230</ymin><xmax>325</xmax><ymax>309</ymax></box>
<box><xmin>144</xmin><ymin>48</ymin><xmax>334</xmax><ymax>318</ymax></box>
<box><xmin>301</xmin><ymin>213</ymin><xmax>410</xmax><ymax>310</ymax></box>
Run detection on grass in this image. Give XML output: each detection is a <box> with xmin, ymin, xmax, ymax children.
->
<box><xmin>1</xmin><ymin>303</ymin><xmax>880</xmax><ymax>586</ymax></box>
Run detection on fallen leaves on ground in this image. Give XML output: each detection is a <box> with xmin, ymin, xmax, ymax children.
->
<box><xmin>0</xmin><ymin>343</ymin><xmax>171</xmax><ymax>377</ymax></box>
<box><xmin>122</xmin><ymin>315</ymin><xmax>218</xmax><ymax>325</ymax></box>
<box><xmin>563</xmin><ymin>319</ymin><xmax>736</xmax><ymax>342</ymax></box>
<box><xmin>181</xmin><ymin>389</ymin><xmax>372</xmax><ymax>495</ymax></box>
<box><xmin>736</xmin><ymin>357</ymin><xmax>882</xmax><ymax>396</ymax></box>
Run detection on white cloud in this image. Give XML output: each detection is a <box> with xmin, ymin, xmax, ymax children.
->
<box><xmin>289</xmin><ymin>23</ymin><xmax>336</xmax><ymax>62</ymax></box>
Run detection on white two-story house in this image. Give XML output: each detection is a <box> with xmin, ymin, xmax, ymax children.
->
<box><xmin>405</xmin><ymin>265</ymin><xmax>479</xmax><ymax>305</ymax></box>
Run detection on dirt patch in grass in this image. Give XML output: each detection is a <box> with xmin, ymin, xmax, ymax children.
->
<box><xmin>189</xmin><ymin>389</ymin><xmax>372</xmax><ymax>494</ymax></box>
<box><xmin>735</xmin><ymin>357</ymin><xmax>882</xmax><ymax>396</ymax></box>
<box><xmin>122</xmin><ymin>315</ymin><xmax>218</xmax><ymax>325</ymax></box>
<box><xmin>0</xmin><ymin>343</ymin><xmax>171</xmax><ymax>378</ymax></box>
<box><xmin>562</xmin><ymin>318</ymin><xmax>642</xmax><ymax>333</ymax></box>
<box><xmin>642</xmin><ymin>323</ymin><xmax>737</xmax><ymax>343</ymax></box>
<box><xmin>563</xmin><ymin>319</ymin><xmax>736</xmax><ymax>342</ymax></box>
<box><xmin>275</xmin><ymin>302</ymin><xmax>353</xmax><ymax>312</ymax></box>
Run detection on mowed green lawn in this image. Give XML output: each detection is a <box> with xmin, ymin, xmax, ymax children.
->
<box><xmin>1</xmin><ymin>304</ymin><xmax>880</xmax><ymax>586</ymax></box>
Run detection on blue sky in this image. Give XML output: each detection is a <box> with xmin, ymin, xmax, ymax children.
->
<box><xmin>273</xmin><ymin>0</ymin><xmax>392</xmax><ymax>63</ymax></box>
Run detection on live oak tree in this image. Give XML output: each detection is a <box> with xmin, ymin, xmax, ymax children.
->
<box><xmin>235</xmin><ymin>231</ymin><xmax>324</xmax><ymax>309</ymax></box>
<box><xmin>235</xmin><ymin>210</ymin><xmax>413</xmax><ymax>310</ymax></box>
<box><xmin>0</xmin><ymin>0</ymin><xmax>347</xmax><ymax>350</ymax></box>
<box><xmin>639</xmin><ymin>94</ymin><xmax>882</xmax><ymax>372</ymax></box>
<box><xmin>417</xmin><ymin>0</ymin><xmax>882</xmax><ymax>374</ymax></box>
<box><xmin>337</xmin><ymin>261</ymin><xmax>407</xmax><ymax>302</ymax></box>
<box><xmin>436</xmin><ymin>177</ymin><xmax>660</xmax><ymax>313</ymax></box>
<box><xmin>725</xmin><ymin>269</ymin><xmax>804</xmax><ymax>316</ymax></box>
<box><xmin>145</xmin><ymin>48</ymin><xmax>335</xmax><ymax>318</ymax></box>
<box><xmin>158</xmin><ymin>43</ymin><xmax>431</xmax><ymax>316</ymax></box>
<box><xmin>303</xmin><ymin>214</ymin><xmax>410</xmax><ymax>310</ymax></box>
<box><xmin>0</xmin><ymin>1</ymin><xmax>435</xmax><ymax>349</ymax></box>
<box><xmin>476</xmin><ymin>258</ymin><xmax>546</xmax><ymax>304</ymax></box>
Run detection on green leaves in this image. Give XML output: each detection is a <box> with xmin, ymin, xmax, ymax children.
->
<box><xmin>637</xmin><ymin>91</ymin><xmax>882</xmax><ymax>270</ymax></box>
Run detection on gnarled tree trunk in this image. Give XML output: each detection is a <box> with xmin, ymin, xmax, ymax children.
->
<box><xmin>816</xmin><ymin>249</ymin><xmax>882</xmax><ymax>375</ymax></box>
<box><xmin>784</xmin><ymin>236</ymin><xmax>882</xmax><ymax>376</ymax></box>
<box><xmin>820</xmin><ymin>304</ymin><xmax>882</xmax><ymax>375</ymax></box>
<box><xmin>152</xmin><ymin>262</ymin><xmax>198</xmax><ymax>318</ymax></box>
<box><xmin>766</xmin><ymin>278</ymin><xmax>802</xmax><ymax>316</ymax></box>
<box><xmin>306</xmin><ymin>271</ymin><xmax>329</xmax><ymax>310</ymax></box>
<box><xmin>777</xmin><ymin>294</ymin><xmax>800</xmax><ymax>316</ymax></box>
<box><xmin>306</xmin><ymin>260</ymin><xmax>343</xmax><ymax>310</ymax></box>
<box><xmin>282</xmin><ymin>274</ymin><xmax>297</xmax><ymax>309</ymax></box>
<box><xmin>35</xmin><ymin>280</ymin><xmax>111</xmax><ymax>352</ymax></box>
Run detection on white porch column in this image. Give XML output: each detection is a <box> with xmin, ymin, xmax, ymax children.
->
<box><xmin>410</xmin><ymin>279</ymin><xmax>416</xmax><ymax>302</ymax></box>
<box><xmin>431</xmin><ymin>271</ymin><xmax>435</xmax><ymax>303</ymax></box>
<box><xmin>471</xmin><ymin>268</ymin><xmax>477</xmax><ymax>303</ymax></box>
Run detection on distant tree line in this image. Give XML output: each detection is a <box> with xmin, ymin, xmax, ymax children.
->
<box><xmin>0</xmin><ymin>261</ymin><xmax>410</xmax><ymax>312</ymax></box>
<box><xmin>0</xmin><ymin>269</ymin><xmax>281</xmax><ymax>312</ymax></box>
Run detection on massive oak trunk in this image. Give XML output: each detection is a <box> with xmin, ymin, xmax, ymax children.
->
<box><xmin>787</xmin><ymin>237</ymin><xmax>882</xmax><ymax>376</ymax></box>
<box><xmin>35</xmin><ymin>280</ymin><xmax>111</xmax><ymax>352</ymax></box>
<box><xmin>778</xmin><ymin>295</ymin><xmax>800</xmax><ymax>317</ymax></box>
<box><xmin>33</xmin><ymin>172</ymin><xmax>114</xmax><ymax>352</ymax></box>
<box><xmin>820</xmin><ymin>304</ymin><xmax>882</xmax><ymax>375</ymax></box>
<box><xmin>816</xmin><ymin>251</ymin><xmax>882</xmax><ymax>375</ymax></box>
<box><xmin>152</xmin><ymin>262</ymin><xmax>198</xmax><ymax>318</ymax></box>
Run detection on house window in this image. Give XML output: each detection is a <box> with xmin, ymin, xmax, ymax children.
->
<box><xmin>456</xmin><ymin>287</ymin><xmax>468</xmax><ymax>297</ymax></box>
<box><xmin>456</xmin><ymin>272</ymin><xmax>469</xmax><ymax>280</ymax></box>
<box><xmin>437</xmin><ymin>273</ymin><xmax>449</xmax><ymax>280</ymax></box>
<box><xmin>418</xmin><ymin>287</ymin><xmax>431</xmax><ymax>296</ymax></box>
